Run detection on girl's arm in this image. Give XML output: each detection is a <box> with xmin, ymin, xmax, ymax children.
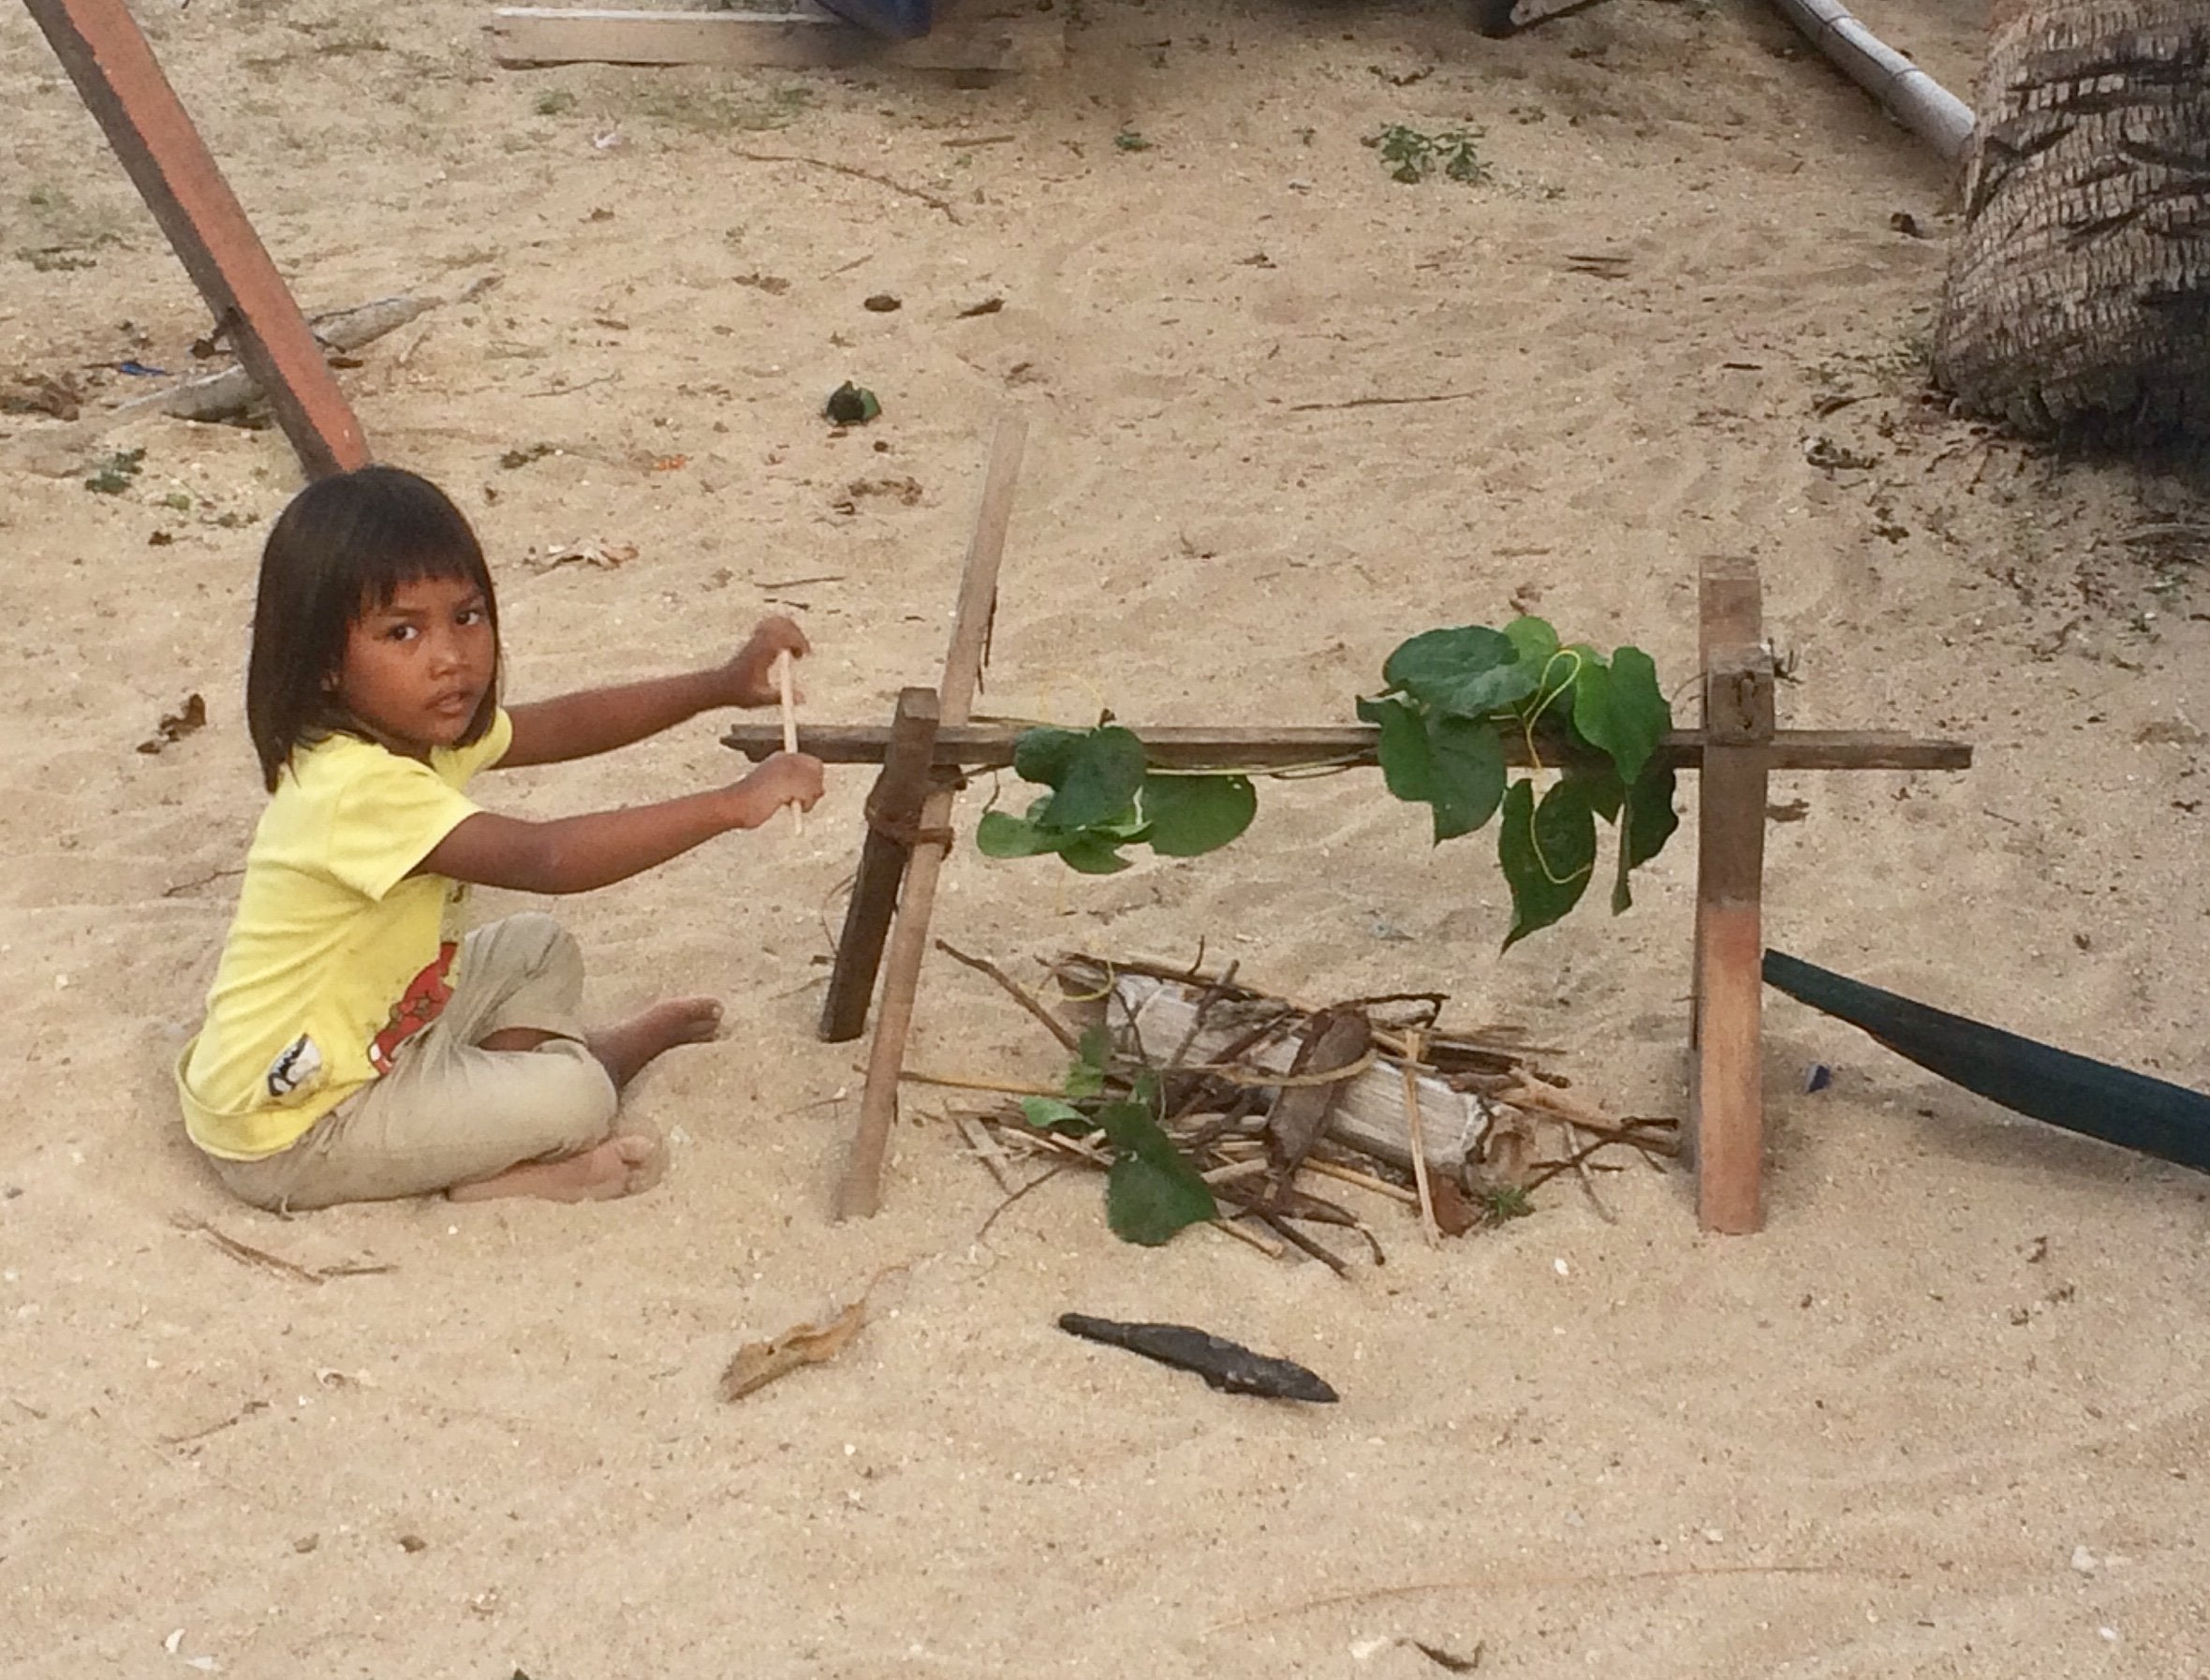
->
<box><xmin>499</xmin><ymin>616</ymin><xmax>809</xmax><ymax>770</ymax></box>
<box><xmin>419</xmin><ymin>753</ymin><xmax>823</xmax><ymax>893</ymax></box>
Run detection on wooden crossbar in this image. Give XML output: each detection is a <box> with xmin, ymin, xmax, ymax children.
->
<box><xmin>724</xmin><ymin>721</ymin><xmax>1971</xmax><ymax>774</ymax></box>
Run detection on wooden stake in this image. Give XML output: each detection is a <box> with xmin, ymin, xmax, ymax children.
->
<box><xmin>818</xmin><ymin>687</ymin><xmax>940</xmax><ymax>1042</ymax></box>
<box><xmin>774</xmin><ymin>650</ymin><xmax>803</xmax><ymax>836</ymax></box>
<box><xmin>835</xmin><ymin>413</ymin><xmax>1028</xmax><ymax>1220</ymax></box>
<box><xmin>23</xmin><ymin>0</ymin><xmax>371</xmax><ymax>479</ymax></box>
<box><xmin>1693</xmin><ymin>555</ymin><xmax>1774</xmax><ymax>1235</ymax></box>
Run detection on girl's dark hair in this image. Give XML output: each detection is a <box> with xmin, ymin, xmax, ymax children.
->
<box><xmin>245</xmin><ymin>465</ymin><xmax>502</xmax><ymax>790</ymax></box>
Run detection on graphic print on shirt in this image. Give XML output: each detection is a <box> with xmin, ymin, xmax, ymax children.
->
<box><xmin>264</xmin><ymin>1032</ymin><xmax>325</xmax><ymax>1099</ymax></box>
<box><xmin>368</xmin><ymin>941</ymin><xmax>458</xmax><ymax>1073</ymax></box>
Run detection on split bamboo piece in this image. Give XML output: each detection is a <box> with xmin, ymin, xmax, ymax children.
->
<box><xmin>835</xmin><ymin>412</ymin><xmax>1028</xmax><ymax>1220</ymax></box>
<box><xmin>774</xmin><ymin>650</ymin><xmax>803</xmax><ymax>836</ymax></box>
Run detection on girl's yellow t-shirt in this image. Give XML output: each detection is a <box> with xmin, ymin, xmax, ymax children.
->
<box><xmin>177</xmin><ymin>712</ymin><xmax>512</xmax><ymax>1160</ymax></box>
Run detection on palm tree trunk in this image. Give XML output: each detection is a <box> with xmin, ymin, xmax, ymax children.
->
<box><xmin>1933</xmin><ymin>0</ymin><xmax>2210</xmax><ymax>440</ymax></box>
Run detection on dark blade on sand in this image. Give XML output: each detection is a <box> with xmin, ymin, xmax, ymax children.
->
<box><xmin>1763</xmin><ymin>949</ymin><xmax>2210</xmax><ymax>1172</ymax></box>
<box><xmin>1057</xmin><ymin>1314</ymin><xmax>1339</xmax><ymax>1402</ymax></box>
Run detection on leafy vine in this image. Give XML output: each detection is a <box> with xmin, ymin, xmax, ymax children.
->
<box><xmin>976</xmin><ymin>616</ymin><xmax>1679</xmax><ymax>948</ymax></box>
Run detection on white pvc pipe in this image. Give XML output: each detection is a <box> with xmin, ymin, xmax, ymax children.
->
<box><xmin>1768</xmin><ymin>0</ymin><xmax>1977</xmax><ymax>163</ymax></box>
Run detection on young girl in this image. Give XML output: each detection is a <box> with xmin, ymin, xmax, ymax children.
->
<box><xmin>177</xmin><ymin>464</ymin><xmax>825</xmax><ymax>1211</ymax></box>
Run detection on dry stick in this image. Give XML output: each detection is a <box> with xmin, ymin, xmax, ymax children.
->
<box><xmin>1301</xmin><ymin>1157</ymin><xmax>1420</xmax><ymax>1208</ymax></box>
<box><xmin>1399</xmin><ymin>1028</ymin><xmax>1441</xmax><ymax>1248</ymax></box>
<box><xmin>974</xmin><ymin>1162</ymin><xmax>1069</xmax><ymax>1243</ymax></box>
<box><xmin>731</xmin><ymin>149</ymin><xmax>961</xmax><ymax>221</ymax></box>
<box><xmin>1211</xmin><ymin>1218</ymin><xmax>1286</xmax><ymax>1259</ymax></box>
<box><xmin>1260</xmin><ymin>1214</ymin><xmax>1352</xmax><ymax>1278</ymax></box>
<box><xmin>1525</xmin><ymin>1131</ymin><xmax>1643</xmax><ymax>1192</ymax></box>
<box><xmin>1561</xmin><ymin>1119</ymin><xmax>1620</xmax><ymax>1225</ymax></box>
<box><xmin>898</xmin><ymin>1068</ymin><xmax>1063</xmax><ymax>1098</ymax></box>
<box><xmin>1287</xmin><ymin>390</ymin><xmax>1483</xmax><ymax>413</ymax></box>
<box><xmin>1196</xmin><ymin>1050</ymin><xmax>1378</xmax><ymax>1088</ymax></box>
<box><xmin>836</xmin><ymin>413</ymin><xmax>1029</xmax><ymax>1222</ymax></box>
<box><xmin>935</xmin><ymin>939</ymin><xmax>1081</xmax><ymax>1054</ymax></box>
<box><xmin>951</xmin><ymin>1113</ymin><xmax>1017</xmax><ymax>1193</ymax></box>
<box><xmin>774</xmin><ymin>649</ymin><xmax>803</xmax><ymax>836</ymax></box>
<box><xmin>1165</xmin><ymin>957</ymin><xmax>1239</xmax><ymax>1074</ymax></box>
<box><xmin>1500</xmin><ymin>1074</ymin><xmax>1678</xmax><ymax>1149</ymax></box>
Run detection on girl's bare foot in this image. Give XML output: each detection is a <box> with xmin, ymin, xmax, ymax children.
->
<box><xmin>585</xmin><ymin>997</ymin><xmax>722</xmax><ymax>1091</ymax></box>
<box><xmin>448</xmin><ymin>1131</ymin><xmax>666</xmax><ymax>1203</ymax></box>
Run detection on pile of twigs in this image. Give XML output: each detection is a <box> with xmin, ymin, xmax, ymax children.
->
<box><xmin>913</xmin><ymin>944</ymin><xmax>1679</xmax><ymax>1271</ymax></box>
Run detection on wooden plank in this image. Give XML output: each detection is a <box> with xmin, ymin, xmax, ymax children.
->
<box><xmin>24</xmin><ymin>0</ymin><xmax>371</xmax><ymax>480</ymax></box>
<box><xmin>818</xmin><ymin>687</ymin><xmax>940</xmax><ymax>1044</ymax></box>
<box><xmin>723</xmin><ymin>721</ymin><xmax>1972</xmax><ymax>774</ymax></box>
<box><xmin>836</xmin><ymin>413</ymin><xmax>1027</xmax><ymax>1221</ymax></box>
<box><xmin>487</xmin><ymin>6</ymin><xmax>1062</xmax><ymax>71</ymax></box>
<box><xmin>1693</xmin><ymin>554</ymin><xmax>1774</xmax><ymax>1236</ymax></box>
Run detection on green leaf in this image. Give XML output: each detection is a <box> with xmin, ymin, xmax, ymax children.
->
<box><xmin>1020</xmin><ymin>1096</ymin><xmax>1092</xmax><ymax>1133</ymax></box>
<box><xmin>1502</xmin><ymin>615</ymin><xmax>1559</xmax><ymax>670</ymax></box>
<box><xmin>1365</xmin><ymin>695</ymin><xmax>1506</xmax><ymax>843</ymax></box>
<box><xmin>1424</xmin><ymin>714</ymin><xmax>1508</xmax><ymax>841</ymax></box>
<box><xmin>1057</xmin><ymin>834</ymin><xmax>1134</xmax><ymax>875</ymax></box>
<box><xmin>1049</xmin><ymin>727</ymin><xmax>1149</xmax><ymax>830</ymax></box>
<box><xmin>1011</xmin><ymin>727</ymin><xmax>1088</xmax><ymax>788</ymax></box>
<box><xmin>975</xmin><ymin>810</ymin><xmax>1070</xmax><ymax>859</ymax></box>
<box><xmin>1612</xmin><ymin>766</ymin><xmax>1680</xmax><ymax>913</ymax></box>
<box><xmin>1363</xmin><ymin>694</ymin><xmax>1435</xmax><ymax>803</ymax></box>
<box><xmin>1095</xmin><ymin>1102</ymin><xmax>1217</xmax><ymax>1245</ymax></box>
<box><xmin>1572</xmin><ymin>644</ymin><xmax>1668</xmax><ymax>788</ymax></box>
<box><xmin>1140</xmin><ymin>774</ymin><xmax>1257</xmax><ymax>856</ymax></box>
<box><xmin>1382</xmin><ymin>626</ymin><xmax>1541</xmax><ymax>718</ymax></box>
<box><xmin>1498</xmin><ymin>777</ymin><xmax>1597</xmax><ymax>949</ymax></box>
<box><xmin>1568</xmin><ymin>759</ymin><xmax>1625</xmax><ymax>824</ymax></box>
<box><xmin>1067</xmin><ymin>1027</ymin><xmax>1112</xmax><ymax>1098</ymax></box>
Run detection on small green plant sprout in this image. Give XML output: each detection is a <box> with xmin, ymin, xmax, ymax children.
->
<box><xmin>1360</xmin><ymin>616</ymin><xmax>1677</xmax><ymax>946</ymax></box>
<box><xmin>533</xmin><ymin>87</ymin><xmax>577</xmax><ymax>116</ymax></box>
<box><xmin>1113</xmin><ymin>129</ymin><xmax>1153</xmax><ymax>153</ymax></box>
<box><xmin>1371</xmin><ymin>124</ymin><xmax>1489</xmax><ymax>184</ymax></box>
<box><xmin>977</xmin><ymin>724</ymin><xmax>1257</xmax><ymax>874</ymax></box>
<box><xmin>1479</xmin><ymin>1182</ymin><xmax>1534</xmax><ymax>1223</ymax></box>
<box><xmin>1019</xmin><ymin>1033</ymin><xmax>1217</xmax><ymax>1245</ymax></box>
<box><xmin>83</xmin><ymin>448</ymin><xmax>146</xmax><ymax>495</ymax></box>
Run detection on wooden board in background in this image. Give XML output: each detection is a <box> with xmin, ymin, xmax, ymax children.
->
<box><xmin>487</xmin><ymin>5</ymin><xmax>1064</xmax><ymax>71</ymax></box>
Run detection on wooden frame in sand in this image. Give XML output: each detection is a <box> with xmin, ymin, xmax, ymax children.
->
<box><xmin>723</xmin><ymin>417</ymin><xmax>1975</xmax><ymax>1235</ymax></box>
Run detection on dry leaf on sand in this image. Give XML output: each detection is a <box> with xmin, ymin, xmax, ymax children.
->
<box><xmin>523</xmin><ymin>539</ymin><xmax>638</xmax><ymax>572</ymax></box>
<box><xmin>719</xmin><ymin>1296</ymin><xmax>868</xmax><ymax>1402</ymax></box>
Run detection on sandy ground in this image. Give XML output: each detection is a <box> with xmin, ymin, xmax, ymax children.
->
<box><xmin>4</xmin><ymin>0</ymin><xmax>2208</xmax><ymax>1673</ymax></box>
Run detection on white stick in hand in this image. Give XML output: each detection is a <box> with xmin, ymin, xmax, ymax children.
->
<box><xmin>774</xmin><ymin>649</ymin><xmax>803</xmax><ymax>835</ymax></box>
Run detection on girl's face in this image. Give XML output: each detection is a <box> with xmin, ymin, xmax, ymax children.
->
<box><xmin>335</xmin><ymin>574</ymin><xmax>496</xmax><ymax>758</ymax></box>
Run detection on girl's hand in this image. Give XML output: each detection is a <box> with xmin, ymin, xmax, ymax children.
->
<box><xmin>729</xmin><ymin>751</ymin><xmax>826</xmax><ymax>829</ymax></box>
<box><xmin>721</xmin><ymin>616</ymin><xmax>812</xmax><ymax>709</ymax></box>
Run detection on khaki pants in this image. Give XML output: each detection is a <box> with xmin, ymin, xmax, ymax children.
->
<box><xmin>209</xmin><ymin>913</ymin><xmax>619</xmax><ymax>1211</ymax></box>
